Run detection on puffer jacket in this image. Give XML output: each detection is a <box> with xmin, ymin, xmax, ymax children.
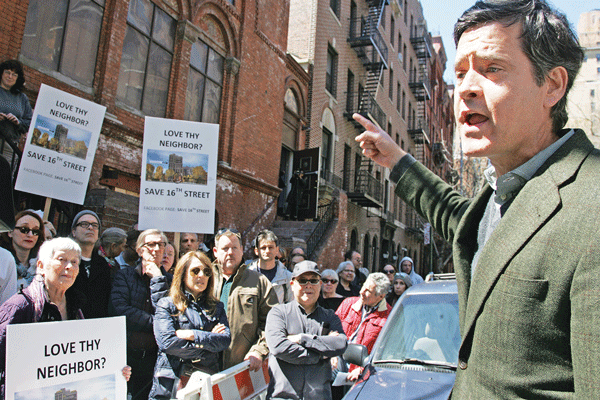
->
<box><xmin>149</xmin><ymin>295</ymin><xmax>231</xmax><ymax>400</ymax></box>
<box><xmin>110</xmin><ymin>263</ymin><xmax>171</xmax><ymax>340</ymax></box>
<box><xmin>336</xmin><ymin>296</ymin><xmax>390</xmax><ymax>371</ymax></box>
<box><xmin>212</xmin><ymin>263</ymin><xmax>278</xmax><ymax>369</ymax></box>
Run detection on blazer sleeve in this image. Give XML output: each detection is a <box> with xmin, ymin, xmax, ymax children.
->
<box><xmin>395</xmin><ymin>161</ymin><xmax>471</xmax><ymax>243</ymax></box>
<box><xmin>570</xmin><ymin>231</ymin><xmax>600</xmax><ymax>396</ymax></box>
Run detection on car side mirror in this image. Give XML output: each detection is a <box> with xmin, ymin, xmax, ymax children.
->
<box><xmin>343</xmin><ymin>343</ymin><xmax>369</xmax><ymax>367</ymax></box>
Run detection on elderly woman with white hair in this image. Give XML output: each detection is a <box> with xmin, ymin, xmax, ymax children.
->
<box><xmin>335</xmin><ymin>261</ymin><xmax>360</xmax><ymax>298</ymax></box>
<box><xmin>318</xmin><ymin>269</ymin><xmax>344</xmax><ymax>311</ymax></box>
<box><xmin>335</xmin><ymin>273</ymin><xmax>392</xmax><ymax>381</ymax></box>
<box><xmin>0</xmin><ymin>238</ymin><xmax>131</xmax><ymax>395</ymax></box>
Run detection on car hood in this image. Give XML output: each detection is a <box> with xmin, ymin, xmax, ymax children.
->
<box><xmin>344</xmin><ymin>365</ymin><xmax>455</xmax><ymax>400</ymax></box>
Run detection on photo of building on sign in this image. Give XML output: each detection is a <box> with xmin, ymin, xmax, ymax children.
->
<box><xmin>29</xmin><ymin>115</ymin><xmax>92</xmax><ymax>160</ymax></box>
<box><xmin>14</xmin><ymin>374</ymin><xmax>115</xmax><ymax>400</ymax></box>
<box><xmin>145</xmin><ymin>149</ymin><xmax>209</xmax><ymax>185</ymax></box>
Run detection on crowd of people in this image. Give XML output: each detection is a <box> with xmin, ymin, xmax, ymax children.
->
<box><xmin>0</xmin><ymin>209</ymin><xmax>421</xmax><ymax>399</ymax></box>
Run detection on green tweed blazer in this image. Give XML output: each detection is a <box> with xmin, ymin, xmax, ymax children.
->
<box><xmin>394</xmin><ymin>130</ymin><xmax>600</xmax><ymax>399</ymax></box>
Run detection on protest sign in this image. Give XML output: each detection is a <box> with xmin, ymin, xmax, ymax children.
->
<box><xmin>5</xmin><ymin>316</ymin><xmax>126</xmax><ymax>400</ymax></box>
<box><xmin>139</xmin><ymin>116</ymin><xmax>219</xmax><ymax>233</ymax></box>
<box><xmin>15</xmin><ymin>84</ymin><xmax>106</xmax><ymax>204</ymax></box>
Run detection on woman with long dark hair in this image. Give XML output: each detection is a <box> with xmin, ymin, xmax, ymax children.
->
<box><xmin>150</xmin><ymin>251</ymin><xmax>231</xmax><ymax>399</ymax></box>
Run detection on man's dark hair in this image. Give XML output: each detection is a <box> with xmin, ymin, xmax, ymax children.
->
<box><xmin>454</xmin><ymin>0</ymin><xmax>584</xmax><ymax>133</ymax></box>
<box><xmin>344</xmin><ymin>249</ymin><xmax>359</xmax><ymax>261</ymax></box>
<box><xmin>254</xmin><ymin>229</ymin><xmax>278</xmax><ymax>248</ymax></box>
<box><xmin>0</xmin><ymin>60</ymin><xmax>26</xmax><ymax>94</ymax></box>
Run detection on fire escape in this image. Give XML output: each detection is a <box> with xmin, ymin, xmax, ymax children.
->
<box><xmin>408</xmin><ymin>21</ymin><xmax>432</xmax><ymax>166</ymax></box>
<box><xmin>346</xmin><ymin>0</ymin><xmax>388</xmax><ymax>129</ymax></box>
<box><xmin>342</xmin><ymin>0</ymin><xmax>389</xmax><ymax>209</ymax></box>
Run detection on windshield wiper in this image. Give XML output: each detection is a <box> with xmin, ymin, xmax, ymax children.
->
<box><xmin>373</xmin><ymin>358</ymin><xmax>457</xmax><ymax>370</ymax></box>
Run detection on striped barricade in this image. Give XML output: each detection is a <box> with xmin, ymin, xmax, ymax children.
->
<box><xmin>176</xmin><ymin>359</ymin><xmax>270</xmax><ymax>400</ymax></box>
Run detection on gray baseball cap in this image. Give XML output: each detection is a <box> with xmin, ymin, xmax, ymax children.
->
<box><xmin>292</xmin><ymin>260</ymin><xmax>321</xmax><ymax>278</ymax></box>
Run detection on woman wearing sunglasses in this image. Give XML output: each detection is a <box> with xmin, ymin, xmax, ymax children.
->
<box><xmin>318</xmin><ymin>269</ymin><xmax>344</xmax><ymax>311</ymax></box>
<box><xmin>150</xmin><ymin>251</ymin><xmax>231</xmax><ymax>400</ymax></box>
<box><xmin>1</xmin><ymin>210</ymin><xmax>44</xmax><ymax>290</ymax></box>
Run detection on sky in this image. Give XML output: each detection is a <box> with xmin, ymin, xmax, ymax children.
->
<box><xmin>420</xmin><ymin>0</ymin><xmax>599</xmax><ymax>82</ymax></box>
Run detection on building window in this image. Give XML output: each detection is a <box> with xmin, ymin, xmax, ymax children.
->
<box><xmin>185</xmin><ymin>40</ymin><xmax>225</xmax><ymax>124</ymax></box>
<box><xmin>346</xmin><ymin>69</ymin><xmax>355</xmax><ymax>113</ymax></box>
<box><xmin>390</xmin><ymin>17</ymin><xmax>395</xmax><ymax>46</ymax></box>
<box><xmin>389</xmin><ymin>69</ymin><xmax>394</xmax><ymax>99</ymax></box>
<box><xmin>381</xmin><ymin>6</ymin><xmax>386</xmax><ymax>29</ymax></box>
<box><xmin>403</xmin><ymin>44</ymin><xmax>407</xmax><ymax>71</ymax></box>
<box><xmin>404</xmin><ymin>0</ymin><xmax>408</xmax><ymax>24</ymax></box>
<box><xmin>396</xmin><ymin>83</ymin><xmax>401</xmax><ymax>113</ymax></box>
<box><xmin>330</xmin><ymin>0</ymin><xmax>340</xmax><ymax>18</ymax></box>
<box><xmin>321</xmin><ymin>127</ymin><xmax>333</xmax><ymax>178</ymax></box>
<box><xmin>22</xmin><ymin>0</ymin><xmax>105</xmax><ymax>87</ymax></box>
<box><xmin>326</xmin><ymin>45</ymin><xmax>338</xmax><ymax>97</ymax></box>
<box><xmin>117</xmin><ymin>0</ymin><xmax>176</xmax><ymax>117</ymax></box>
<box><xmin>596</xmin><ymin>53</ymin><xmax>600</xmax><ymax>62</ymax></box>
<box><xmin>402</xmin><ymin>90</ymin><xmax>406</xmax><ymax>119</ymax></box>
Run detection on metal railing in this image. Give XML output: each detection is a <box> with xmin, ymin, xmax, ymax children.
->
<box><xmin>306</xmin><ymin>201</ymin><xmax>336</xmax><ymax>259</ymax></box>
<box><xmin>347</xmin><ymin>15</ymin><xmax>388</xmax><ymax>67</ymax></box>
<box><xmin>345</xmin><ymin>91</ymin><xmax>386</xmax><ymax>129</ymax></box>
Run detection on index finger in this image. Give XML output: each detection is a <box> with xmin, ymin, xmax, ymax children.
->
<box><xmin>352</xmin><ymin>113</ymin><xmax>376</xmax><ymax>131</ymax></box>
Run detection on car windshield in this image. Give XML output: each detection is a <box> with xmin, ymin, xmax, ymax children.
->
<box><xmin>372</xmin><ymin>292</ymin><xmax>460</xmax><ymax>366</ymax></box>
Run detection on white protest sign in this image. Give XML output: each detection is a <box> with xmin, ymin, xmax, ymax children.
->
<box><xmin>15</xmin><ymin>84</ymin><xmax>106</xmax><ymax>204</ymax></box>
<box><xmin>139</xmin><ymin>117</ymin><xmax>218</xmax><ymax>233</ymax></box>
<box><xmin>5</xmin><ymin>316</ymin><xmax>126</xmax><ymax>400</ymax></box>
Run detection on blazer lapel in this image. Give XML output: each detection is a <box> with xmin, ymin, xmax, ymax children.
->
<box><xmin>453</xmin><ymin>184</ymin><xmax>492</xmax><ymax>328</ymax></box>
<box><xmin>460</xmin><ymin>129</ymin><xmax>593</xmax><ymax>341</ymax></box>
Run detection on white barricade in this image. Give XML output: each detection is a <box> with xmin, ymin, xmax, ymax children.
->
<box><xmin>176</xmin><ymin>360</ymin><xmax>269</xmax><ymax>400</ymax></box>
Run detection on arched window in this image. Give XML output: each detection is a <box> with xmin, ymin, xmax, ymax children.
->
<box><xmin>185</xmin><ymin>40</ymin><xmax>225</xmax><ymax>123</ymax></box>
<box><xmin>350</xmin><ymin>229</ymin><xmax>358</xmax><ymax>252</ymax></box>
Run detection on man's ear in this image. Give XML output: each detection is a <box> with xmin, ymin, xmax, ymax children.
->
<box><xmin>254</xmin><ymin>247</ymin><xmax>259</xmax><ymax>256</ymax></box>
<box><xmin>544</xmin><ymin>66</ymin><xmax>568</xmax><ymax>109</ymax></box>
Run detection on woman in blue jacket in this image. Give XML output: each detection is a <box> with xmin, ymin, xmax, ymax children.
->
<box><xmin>150</xmin><ymin>251</ymin><xmax>231</xmax><ymax>400</ymax></box>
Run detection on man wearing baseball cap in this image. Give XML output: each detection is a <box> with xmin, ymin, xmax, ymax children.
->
<box><xmin>265</xmin><ymin>261</ymin><xmax>347</xmax><ymax>400</ymax></box>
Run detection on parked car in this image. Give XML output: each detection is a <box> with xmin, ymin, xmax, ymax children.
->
<box><xmin>343</xmin><ymin>274</ymin><xmax>460</xmax><ymax>400</ymax></box>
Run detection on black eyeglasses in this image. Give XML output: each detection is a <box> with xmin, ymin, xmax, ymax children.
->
<box><xmin>384</xmin><ymin>269</ymin><xmax>395</xmax><ymax>274</ymax></box>
<box><xmin>76</xmin><ymin>221</ymin><xmax>100</xmax><ymax>230</ymax></box>
<box><xmin>296</xmin><ymin>278</ymin><xmax>321</xmax><ymax>286</ymax></box>
<box><xmin>189</xmin><ymin>267</ymin><xmax>212</xmax><ymax>277</ymax></box>
<box><xmin>15</xmin><ymin>226</ymin><xmax>41</xmax><ymax>236</ymax></box>
<box><xmin>322</xmin><ymin>279</ymin><xmax>338</xmax><ymax>284</ymax></box>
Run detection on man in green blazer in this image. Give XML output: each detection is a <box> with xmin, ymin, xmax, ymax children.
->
<box><xmin>354</xmin><ymin>0</ymin><xmax>600</xmax><ymax>398</ymax></box>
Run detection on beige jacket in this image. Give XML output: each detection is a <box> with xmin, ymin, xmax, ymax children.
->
<box><xmin>213</xmin><ymin>262</ymin><xmax>278</xmax><ymax>369</ymax></box>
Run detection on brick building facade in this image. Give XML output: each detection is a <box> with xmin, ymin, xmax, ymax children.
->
<box><xmin>2</xmin><ymin>0</ymin><xmax>308</xmax><ymax>252</ymax></box>
<box><xmin>288</xmin><ymin>0</ymin><xmax>455</xmax><ymax>274</ymax></box>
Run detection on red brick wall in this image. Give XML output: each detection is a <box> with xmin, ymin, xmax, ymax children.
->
<box><xmin>2</xmin><ymin>0</ymin><xmax>308</xmax><ymax>236</ymax></box>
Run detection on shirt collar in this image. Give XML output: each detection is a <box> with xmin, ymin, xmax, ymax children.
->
<box><xmin>484</xmin><ymin>129</ymin><xmax>575</xmax><ymax>205</ymax></box>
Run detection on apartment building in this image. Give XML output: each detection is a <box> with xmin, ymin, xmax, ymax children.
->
<box><xmin>567</xmin><ymin>9</ymin><xmax>600</xmax><ymax>147</ymax></box>
<box><xmin>288</xmin><ymin>0</ymin><xmax>455</xmax><ymax>274</ymax></box>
